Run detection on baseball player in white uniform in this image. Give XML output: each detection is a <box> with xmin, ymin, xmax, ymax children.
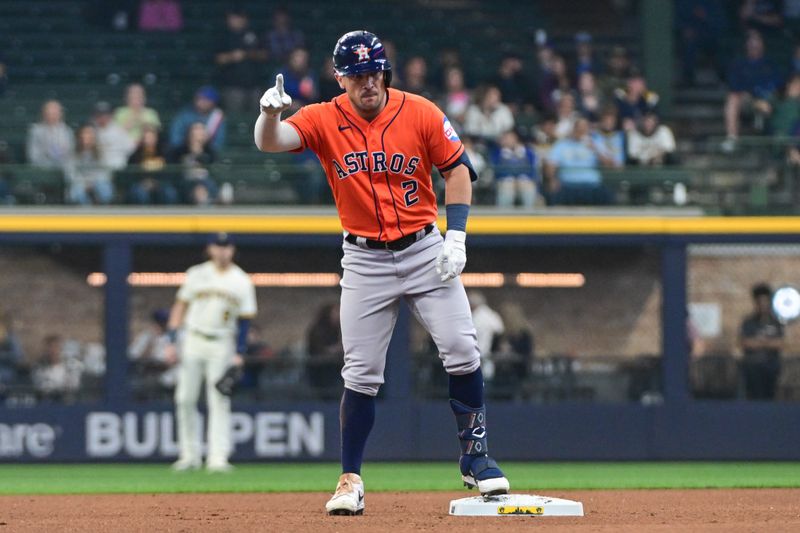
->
<box><xmin>165</xmin><ymin>233</ymin><xmax>257</xmax><ymax>472</ymax></box>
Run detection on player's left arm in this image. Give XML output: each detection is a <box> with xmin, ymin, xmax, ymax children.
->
<box><xmin>233</xmin><ymin>278</ymin><xmax>258</xmax><ymax>366</ymax></box>
<box><xmin>436</xmin><ymin>163</ymin><xmax>473</xmax><ymax>282</ymax></box>
<box><xmin>442</xmin><ymin>164</ymin><xmax>472</xmax><ymax>206</ymax></box>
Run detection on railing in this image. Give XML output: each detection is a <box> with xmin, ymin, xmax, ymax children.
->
<box><xmin>0</xmin><ymin>142</ymin><xmax>799</xmax><ymax>212</ymax></box>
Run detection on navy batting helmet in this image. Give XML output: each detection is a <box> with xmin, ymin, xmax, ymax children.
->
<box><xmin>333</xmin><ymin>30</ymin><xmax>392</xmax><ymax>86</ymax></box>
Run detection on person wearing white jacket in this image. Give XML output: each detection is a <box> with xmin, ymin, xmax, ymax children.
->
<box><xmin>627</xmin><ymin>112</ymin><xmax>676</xmax><ymax>166</ymax></box>
<box><xmin>463</xmin><ymin>85</ymin><xmax>515</xmax><ymax>143</ymax></box>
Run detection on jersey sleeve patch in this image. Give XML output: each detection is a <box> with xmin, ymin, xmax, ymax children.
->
<box><xmin>443</xmin><ymin>115</ymin><xmax>460</xmax><ymax>141</ymax></box>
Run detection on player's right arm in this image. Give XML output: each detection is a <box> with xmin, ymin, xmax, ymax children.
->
<box><xmin>163</xmin><ymin>299</ymin><xmax>187</xmax><ymax>366</ymax></box>
<box><xmin>164</xmin><ymin>267</ymin><xmax>195</xmax><ymax>365</ymax></box>
<box><xmin>254</xmin><ymin>74</ymin><xmax>302</xmax><ymax>153</ymax></box>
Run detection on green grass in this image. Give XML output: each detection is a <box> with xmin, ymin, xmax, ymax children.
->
<box><xmin>1</xmin><ymin>462</ymin><xmax>799</xmax><ymax>495</ymax></box>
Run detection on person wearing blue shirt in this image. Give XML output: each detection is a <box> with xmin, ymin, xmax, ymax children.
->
<box><xmin>491</xmin><ymin>131</ymin><xmax>539</xmax><ymax>209</ymax></box>
<box><xmin>277</xmin><ymin>48</ymin><xmax>318</xmax><ymax>108</ymax></box>
<box><xmin>169</xmin><ymin>86</ymin><xmax>227</xmax><ymax>152</ymax></box>
<box><xmin>545</xmin><ymin>118</ymin><xmax>611</xmax><ymax>205</ymax></box>
<box><xmin>590</xmin><ymin>107</ymin><xmax>626</xmax><ymax>168</ymax></box>
<box><xmin>723</xmin><ymin>30</ymin><xmax>783</xmax><ymax>150</ymax></box>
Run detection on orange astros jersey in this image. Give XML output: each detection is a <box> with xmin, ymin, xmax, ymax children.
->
<box><xmin>286</xmin><ymin>89</ymin><xmax>470</xmax><ymax>241</ymax></box>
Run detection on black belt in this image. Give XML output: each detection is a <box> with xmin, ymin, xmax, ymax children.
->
<box><xmin>345</xmin><ymin>224</ymin><xmax>434</xmax><ymax>251</ymax></box>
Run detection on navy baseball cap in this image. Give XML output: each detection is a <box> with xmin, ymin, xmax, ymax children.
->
<box><xmin>208</xmin><ymin>232</ymin><xmax>234</xmax><ymax>246</ymax></box>
<box><xmin>196</xmin><ymin>86</ymin><xmax>220</xmax><ymax>104</ymax></box>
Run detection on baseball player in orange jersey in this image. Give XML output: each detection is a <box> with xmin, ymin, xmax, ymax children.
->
<box><xmin>255</xmin><ymin>30</ymin><xmax>509</xmax><ymax>515</ymax></box>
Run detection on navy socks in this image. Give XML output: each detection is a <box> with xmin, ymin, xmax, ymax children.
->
<box><xmin>340</xmin><ymin>388</ymin><xmax>375</xmax><ymax>475</ymax></box>
<box><xmin>339</xmin><ymin>368</ymin><xmax>484</xmax><ymax>475</ymax></box>
<box><xmin>448</xmin><ymin>367</ymin><xmax>484</xmax><ymax>408</ymax></box>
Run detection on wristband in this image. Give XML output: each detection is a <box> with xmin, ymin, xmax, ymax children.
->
<box><xmin>446</xmin><ymin>203</ymin><xmax>470</xmax><ymax>233</ymax></box>
<box><xmin>167</xmin><ymin>329</ymin><xmax>178</xmax><ymax>344</ymax></box>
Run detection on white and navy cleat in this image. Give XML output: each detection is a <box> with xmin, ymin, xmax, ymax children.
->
<box><xmin>326</xmin><ymin>473</ymin><xmax>365</xmax><ymax>516</ymax></box>
<box><xmin>461</xmin><ymin>456</ymin><xmax>510</xmax><ymax>496</ymax></box>
<box><xmin>170</xmin><ymin>457</ymin><xmax>201</xmax><ymax>472</ymax></box>
<box><xmin>463</xmin><ymin>472</ymin><xmax>511</xmax><ymax>497</ymax></box>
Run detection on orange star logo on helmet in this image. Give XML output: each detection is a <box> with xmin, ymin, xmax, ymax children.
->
<box><xmin>354</xmin><ymin>44</ymin><xmax>372</xmax><ymax>61</ymax></box>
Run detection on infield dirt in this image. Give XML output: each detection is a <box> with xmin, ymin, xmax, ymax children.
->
<box><xmin>2</xmin><ymin>489</ymin><xmax>799</xmax><ymax>532</ymax></box>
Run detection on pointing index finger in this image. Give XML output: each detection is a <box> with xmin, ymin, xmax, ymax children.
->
<box><xmin>275</xmin><ymin>74</ymin><xmax>285</xmax><ymax>95</ymax></box>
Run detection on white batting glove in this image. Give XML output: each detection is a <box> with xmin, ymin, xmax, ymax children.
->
<box><xmin>259</xmin><ymin>74</ymin><xmax>292</xmax><ymax>116</ymax></box>
<box><xmin>436</xmin><ymin>230</ymin><xmax>467</xmax><ymax>282</ymax></box>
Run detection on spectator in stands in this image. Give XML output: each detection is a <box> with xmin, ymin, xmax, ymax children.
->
<box><xmin>441</xmin><ymin>66</ymin><xmax>471</xmax><ymax>129</ymax></box>
<box><xmin>401</xmin><ymin>56</ymin><xmax>435</xmax><ymax>100</ymax></box>
<box><xmin>169</xmin><ymin>122</ymin><xmax>216</xmax><ymax>205</ymax></box>
<box><xmin>530</xmin><ymin>42</ymin><xmax>556</xmax><ymax>110</ymax></box>
<box><xmin>0</xmin><ymin>52</ymin><xmax>7</xmax><ymax>97</ymax></box>
<box><xmin>214</xmin><ymin>7</ymin><xmax>268</xmax><ymax>113</ymax></box>
<box><xmin>760</xmin><ymin>73</ymin><xmax>800</xmax><ymax>137</ymax></box>
<box><xmin>723</xmin><ymin>30</ymin><xmax>782</xmax><ymax>151</ymax></box>
<box><xmin>591</xmin><ymin>107</ymin><xmax>626</xmax><ymax>168</ymax></box>
<box><xmin>491</xmin><ymin>130</ymin><xmax>539</xmax><ymax>209</ymax></box>
<box><xmin>554</xmin><ymin>93</ymin><xmax>579</xmax><ymax>139</ymax></box>
<box><xmin>265</xmin><ymin>6</ymin><xmax>305</xmax><ymax>63</ymax></box>
<box><xmin>463</xmin><ymin>85</ymin><xmax>515</xmax><ymax>143</ymax></box>
<box><xmin>434</xmin><ymin>47</ymin><xmax>463</xmax><ymax>91</ymax></box>
<box><xmin>532</xmin><ymin>113</ymin><xmax>559</xmax><ymax>166</ymax></box>
<box><xmin>278</xmin><ymin>47</ymin><xmax>318</xmax><ymax>108</ymax></box>
<box><xmin>614</xmin><ymin>72</ymin><xmax>660</xmax><ymax>131</ymax></box>
<box><xmin>739</xmin><ymin>283</ymin><xmax>784</xmax><ymax>400</ymax></box>
<box><xmin>538</xmin><ymin>54</ymin><xmax>572</xmax><ymax>114</ymax></box>
<box><xmin>545</xmin><ymin>118</ymin><xmax>611</xmax><ymax>205</ymax></box>
<box><xmin>129</xmin><ymin>309</ymin><xmax>176</xmax><ymax>396</ymax></box>
<box><xmin>468</xmin><ymin>291</ymin><xmax>504</xmax><ymax>382</ymax></box>
<box><xmin>66</xmin><ymin>125</ymin><xmax>114</xmax><ymax>205</ymax></box>
<box><xmin>598</xmin><ymin>46</ymin><xmax>632</xmax><ymax>103</ymax></box>
<box><xmin>0</xmin><ymin>310</ymin><xmax>24</xmax><ymax>392</ymax></box>
<box><xmin>306</xmin><ymin>303</ymin><xmax>343</xmax><ymax>399</ymax></box>
<box><xmin>138</xmin><ymin>0</ymin><xmax>183</xmax><ymax>32</ymax></box>
<box><xmin>169</xmin><ymin>86</ymin><xmax>226</xmax><ymax>152</ymax></box>
<box><xmin>318</xmin><ymin>57</ymin><xmax>341</xmax><ymax>103</ymax></box>
<box><xmin>740</xmin><ymin>0</ymin><xmax>784</xmax><ymax>36</ymax></box>
<box><xmin>676</xmin><ymin>0</ymin><xmax>727</xmax><ymax>86</ymax></box>
<box><xmin>91</xmin><ymin>101</ymin><xmax>135</xmax><ymax>171</ymax></box>
<box><xmin>495</xmin><ymin>53</ymin><xmax>529</xmax><ymax>110</ymax></box>
<box><xmin>627</xmin><ymin>112</ymin><xmax>677</xmax><ymax>166</ymax></box>
<box><xmin>572</xmin><ymin>32</ymin><xmax>601</xmax><ymax>77</ymax></box>
<box><xmin>127</xmin><ymin>125</ymin><xmax>178</xmax><ymax>204</ymax></box>
<box><xmin>113</xmin><ymin>83</ymin><xmax>161</xmax><ymax>145</ymax></box>
<box><xmin>576</xmin><ymin>72</ymin><xmax>604</xmax><ymax>123</ymax></box>
<box><xmin>27</xmin><ymin>100</ymin><xmax>74</xmax><ymax>171</ymax></box>
<box><xmin>32</xmin><ymin>334</ymin><xmax>81</xmax><ymax>402</ymax></box>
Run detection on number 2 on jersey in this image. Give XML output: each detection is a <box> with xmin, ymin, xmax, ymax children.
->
<box><xmin>401</xmin><ymin>179</ymin><xmax>419</xmax><ymax>207</ymax></box>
